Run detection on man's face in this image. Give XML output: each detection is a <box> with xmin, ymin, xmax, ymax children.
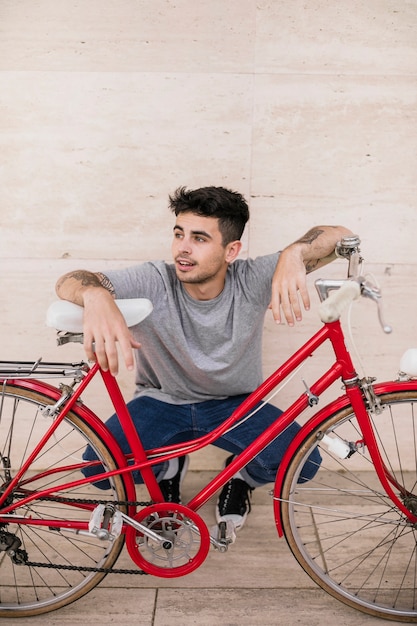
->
<box><xmin>171</xmin><ymin>212</ymin><xmax>231</xmax><ymax>292</ymax></box>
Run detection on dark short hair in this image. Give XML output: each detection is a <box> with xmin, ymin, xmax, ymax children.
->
<box><xmin>169</xmin><ymin>186</ymin><xmax>249</xmax><ymax>245</ymax></box>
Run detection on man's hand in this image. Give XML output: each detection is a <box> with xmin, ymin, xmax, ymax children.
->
<box><xmin>82</xmin><ymin>289</ymin><xmax>141</xmax><ymax>376</ymax></box>
<box><xmin>56</xmin><ymin>270</ymin><xmax>140</xmax><ymax>376</ymax></box>
<box><xmin>270</xmin><ymin>246</ymin><xmax>310</xmax><ymax>326</ymax></box>
<box><xmin>269</xmin><ymin>225</ymin><xmax>354</xmax><ymax>326</ymax></box>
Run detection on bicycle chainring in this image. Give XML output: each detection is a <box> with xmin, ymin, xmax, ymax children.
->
<box><xmin>125</xmin><ymin>503</ymin><xmax>210</xmax><ymax>578</ymax></box>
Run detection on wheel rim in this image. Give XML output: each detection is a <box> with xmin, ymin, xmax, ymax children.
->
<box><xmin>280</xmin><ymin>392</ymin><xmax>417</xmax><ymax>621</ymax></box>
<box><xmin>0</xmin><ymin>386</ymin><xmax>126</xmax><ymax>616</ymax></box>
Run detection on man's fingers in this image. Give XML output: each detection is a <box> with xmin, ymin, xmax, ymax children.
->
<box><xmin>83</xmin><ymin>331</ymin><xmax>98</xmax><ymax>363</ymax></box>
<box><xmin>118</xmin><ymin>333</ymin><xmax>141</xmax><ymax>373</ymax></box>
<box><xmin>298</xmin><ymin>284</ymin><xmax>311</xmax><ymax>313</ymax></box>
<box><xmin>270</xmin><ymin>285</ymin><xmax>311</xmax><ymax>326</ymax></box>
<box><xmin>88</xmin><ymin>332</ymin><xmax>141</xmax><ymax>377</ymax></box>
<box><xmin>281</xmin><ymin>293</ymin><xmax>297</xmax><ymax>326</ymax></box>
<box><xmin>93</xmin><ymin>337</ymin><xmax>117</xmax><ymax>375</ymax></box>
<box><xmin>82</xmin><ymin>296</ymin><xmax>141</xmax><ymax>376</ymax></box>
<box><xmin>269</xmin><ymin>290</ymin><xmax>282</xmax><ymax>324</ymax></box>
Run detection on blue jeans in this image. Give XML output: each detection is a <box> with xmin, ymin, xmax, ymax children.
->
<box><xmin>83</xmin><ymin>394</ymin><xmax>321</xmax><ymax>488</ymax></box>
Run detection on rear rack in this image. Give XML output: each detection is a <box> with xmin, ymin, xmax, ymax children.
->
<box><xmin>0</xmin><ymin>358</ymin><xmax>90</xmax><ymax>379</ymax></box>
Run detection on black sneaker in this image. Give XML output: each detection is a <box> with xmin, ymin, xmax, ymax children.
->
<box><xmin>158</xmin><ymin>455</ymin><xmax>189</xmax><ymax>504</ymax></box>
<box><xmin>216</xmin><ymin>455</ymin><xmax>253</xmax><ymax>530</ymax></box>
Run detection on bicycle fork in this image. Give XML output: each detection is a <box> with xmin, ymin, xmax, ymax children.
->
<box><xmin>343</xmin><ymin>379</ymin><xmax>417</xmax><ymax>524</ymax></box>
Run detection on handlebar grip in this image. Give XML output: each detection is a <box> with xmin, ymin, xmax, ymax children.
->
<box><xmin>318</xmin><ymin>280</ymin><xmax>361</xmax><ymax>323</ymax></box>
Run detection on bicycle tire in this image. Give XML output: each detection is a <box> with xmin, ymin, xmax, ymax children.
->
<box><xmin>0</xmin><ymin>382</ymin><xmax>127</xmax><ymax>617</ymax></box>
<box><xmin>279</xmin><ymin>387</ymin><xmax>417</xmax><ymax>622</ymax></box>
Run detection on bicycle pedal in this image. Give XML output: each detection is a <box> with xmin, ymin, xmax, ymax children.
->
<box><xmin>209</xmin><ymin>520</ymin><xmax>236</xmax><ymax>551</ymax></box>
<box><xmin>88</xmin><ymin>504</ymin><xmax>122</xmax><ymax>541</ymax></box>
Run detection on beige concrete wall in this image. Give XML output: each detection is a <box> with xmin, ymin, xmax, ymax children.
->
<box><xmin>1</xmin><ymin>1</ymin><xmax>416</xmax><ymax>468</ymax></box>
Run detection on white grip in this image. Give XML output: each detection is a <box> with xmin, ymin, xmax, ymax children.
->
<box><xmin>318</xmin><ymin>281</ymin><xmax>360</xmax><ymax>323</ymax></box>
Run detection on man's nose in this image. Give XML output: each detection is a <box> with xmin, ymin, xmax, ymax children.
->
<box><xmin>179</xmin><ymin>238</ymin><xmax>192</xmax><ymax>254</ymax></box>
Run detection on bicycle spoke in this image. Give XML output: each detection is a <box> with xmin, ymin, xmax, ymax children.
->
<box><xmin>280</xmin><ymin>390</ymin><xmax>417</xmax><ymax>622</ymax></box>
<box><xmin>0</xmin><ymin>384</ymin><xmax>127</xmax><ymax>617</ymax></box>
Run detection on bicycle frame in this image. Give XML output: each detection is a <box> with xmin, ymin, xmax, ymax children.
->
<box><xmin>1</xmin><ymin>316</ymin><xmax>416</xmax><ymax>531</ymax></box>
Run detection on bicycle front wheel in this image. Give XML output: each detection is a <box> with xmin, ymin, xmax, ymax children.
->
<box><xmin>0</xmin><ymin>382</ymin><xmax>128</xmax><ymax>617</ymax></box>
<box><xmin>279</xmin><ymin>388</ymin><xmax>417</xmax><ymax>622</ymax></box>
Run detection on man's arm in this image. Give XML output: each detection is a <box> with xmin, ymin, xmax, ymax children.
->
<box><xmin>56</xmin><ymin>271</ymin><xmax>116</xmax><ymax>304</ymax></box>
<box><xmin>270</xmin><ymin>225</ymin><xmax>354</xmax><ymax>326</ymax></box>
<box><xmin>56</xmin><ymin>271</ymin><xmax>140</xmax><ymax>375</ymax></box>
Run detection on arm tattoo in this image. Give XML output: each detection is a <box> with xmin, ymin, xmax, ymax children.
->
<box><xmin>296</xmin><ymin>227</ymin><xmax>339</xmax><ymax>274</ymax></box>
<box><xmin>295</xmin><ymin>228</ymin><xmax>325</xmax><ymax>246</ymax></box>
<box><xmin>97</xmin><ymin>272</ymin><xmax>116</xmax><ymax>296</ymax></box>
<box><xmin>57</xmin><ymin>270</ymin><xmax>116</xmax><ymax>296</ymax></box>
<box><xmin>305</xmin><ymin>259</ymin><xmax>320</xmax><ymax>273</ymax></box>
<box><xmin>68</xmin><ymin>271</ymin><xmax>102</xmax><ymax>288</ymax></box>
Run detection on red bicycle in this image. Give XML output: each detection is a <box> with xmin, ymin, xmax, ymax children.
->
<box><xmin>1</xmin><ymin>236</ymin><xmax>417</xmax><ymax>621</ymax></box>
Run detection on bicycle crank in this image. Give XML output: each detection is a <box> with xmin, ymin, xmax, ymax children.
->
<box><xmin>125</xmin><ymin>503</ymin><xmax>210</xmax><ymax>577</ymax></box>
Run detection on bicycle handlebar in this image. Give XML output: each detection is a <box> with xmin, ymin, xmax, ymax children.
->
<box><xmin>318</xmin><ymin>280</ymin><xmax>361</xmax><ymax>323</ymax></box>
<box><xmin>316</xmin><ymin>236</ymin><xmax>392</xmax><ymax>334</ymax></box>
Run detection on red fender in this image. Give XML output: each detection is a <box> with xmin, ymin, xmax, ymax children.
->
<box><xmin>273</xmin><ymin>379</ymin><xmax>417</xmax><ymax>537</ymax></box>
<box><xmin>1</xmin><ymin>377</ymin><xmax>137</xmax><ymax>504</ymax></box>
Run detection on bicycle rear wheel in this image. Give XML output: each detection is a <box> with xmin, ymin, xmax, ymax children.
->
<box><xmin>279</xmin><ymin>388</ymin><xmax>417</xmax><ymax>622</ymax></box>
<box><xmin>0</xmin><ymin>382</ymin><xmax>128</xmax><ymax>617</ymax></box>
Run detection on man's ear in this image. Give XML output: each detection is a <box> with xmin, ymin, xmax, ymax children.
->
<box><xmin>225</xmin><ymin>240</ymin><xmax>242</xmax><ymax>263</ymax></box>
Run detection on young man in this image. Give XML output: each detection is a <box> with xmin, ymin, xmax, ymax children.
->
<box><xmin>56</xmin><ymin>186</ymin><xmax>353</xmax><ymax>530</ymax></box>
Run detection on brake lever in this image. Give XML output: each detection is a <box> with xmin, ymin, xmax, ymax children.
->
<box><xmin>361</xmin><ymin>280</ymin><xmax>393</xmax><ymax>334</ymax></box>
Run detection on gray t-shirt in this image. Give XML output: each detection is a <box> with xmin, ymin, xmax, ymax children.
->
<box><xmin>105</xmin><ymin>253</ymin><xmax>279</xmax><ymax>404</ymax></box>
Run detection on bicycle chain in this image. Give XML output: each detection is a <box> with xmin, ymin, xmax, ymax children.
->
<box><xmin>14</xmin><ymin>495</ymin><xmax>154</xmax><ymax>575</ymax></box>
<box><xmin>38</xmin><ymin>495</ymin><xmax>153</xmax><ymax>507</ymax></box>
<box><xmin>23</xmin><ymin>561</ymin><xmax>148</xmax><ymax>575</ymax></box>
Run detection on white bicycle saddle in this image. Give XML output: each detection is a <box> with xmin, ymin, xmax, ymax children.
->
<box><xmin>46</xmin><ymin>298</ymin><xmax>153</xmax><ymax>333</ymax></box>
